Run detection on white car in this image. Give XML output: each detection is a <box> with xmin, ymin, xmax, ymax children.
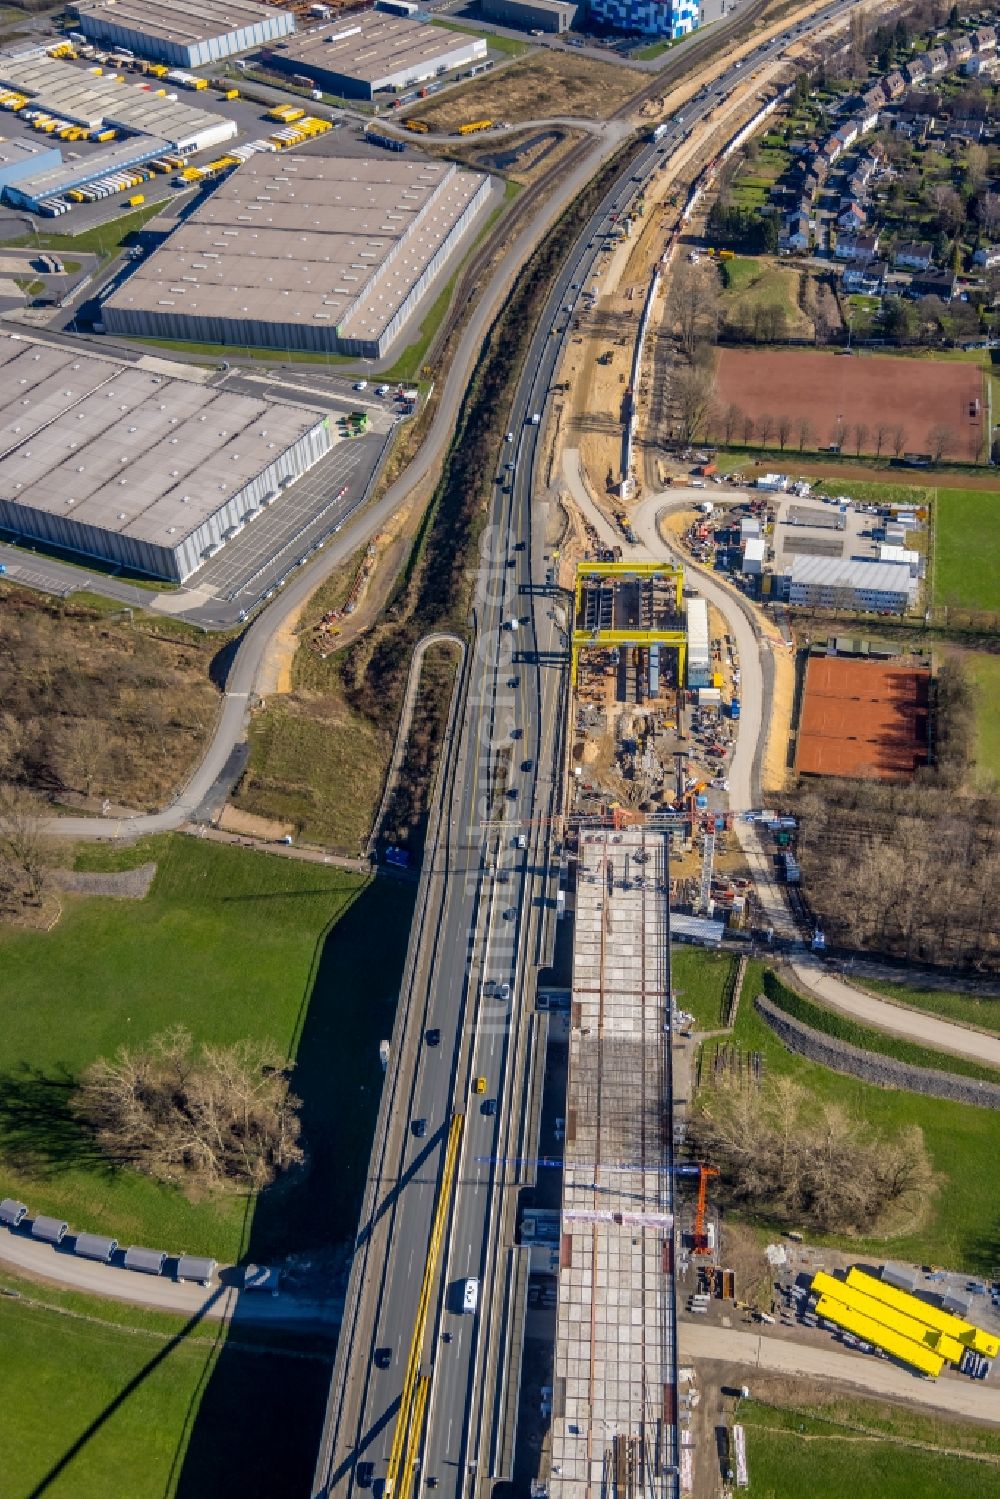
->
<box><xmin>354</xmin><ymin>380</ymin><xmax>368</xmax><ymax>391</ymax></box>
<box><xmin>375</xmin><ymin>384</ymin><xmax>389</xmax><ymax>396</ymax></box>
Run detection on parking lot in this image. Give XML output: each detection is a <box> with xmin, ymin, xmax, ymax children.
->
<box><xmin>769</xmin><ymin>490</ymin><xmax>886</xmax><ymax>572</ymax></box>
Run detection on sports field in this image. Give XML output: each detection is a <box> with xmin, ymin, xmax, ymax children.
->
<box><xmin>934</xmin><ymin>488</ymin><xmax>1000</xmax><ymax>613</ymax></box>
<box><xmin>796</xmin><ymin>656</ymin><xmax>930</xmax><ymax>780</ymax></box>
<box><xmin>714</xmin><ymin>348</ymin><xmax>985</xmax><ymax>462</ymax></box>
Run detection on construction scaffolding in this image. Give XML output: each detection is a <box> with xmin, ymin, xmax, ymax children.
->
<box><xmin>571</xmin><ymin>562</ymin><xmax>686</xmax><ymax>687</ymax></box>
<box><xmin>550</xmin><ymin>827</ymin><xmax>679</xmax><ymax>1498</ymax></box>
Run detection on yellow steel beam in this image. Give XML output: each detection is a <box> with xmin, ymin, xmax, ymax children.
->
<box><xmin>570</xmin><ymin>631</ymin><xmax>687</xmax><ymax>687</ymax></box>
<box><xmin>385</xmin><ymin>1113</ymin><xmax>464</xmax><ymax>1497</ymax></box>
<box><xmin>396</xmin><ymin>1375</ymin><xmax>431</xmax><ymax>1499</ymax></box>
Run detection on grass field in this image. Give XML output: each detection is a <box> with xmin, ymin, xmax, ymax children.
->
<box><xmin>430</xmin><ymin>19</ymin><xmax>528</xmax><ymax>55</ymax></box>
<box><xmin>710</xmin><ymin>961</ymin><xmax>1000</xmax><ymax>1270</ymax></box>
<box><xmin>0</xmin><ymin>836</ymin><xmax>414</xmax><ymax>1260</ymax></box>
<box><xmin>813</xmin><ymin>479</ymin><xmax>931</xmax><ymax>507</ymax></box>
<box><xmin>718</xmin><ymin>258</ymin><xmax>811</xmax><ymax>340</ymax></box>
<box><xmin>671</xmin><ymin>945</ymin><xmax>738</xmax><ymax>1030</ymax></box>
<box><xmin>858</xmin><ymin>975</ymin><xmax>1000</xmax><ymax>1037</ymax></box>
<box><xmin>0</xmin><ymin>1283</ymin><xmax>331</xmax><ymax>1499</ymax></box>
<box><xmin>5</xmin><ymin>199</ymin><xmax>168</xmax><ymax>257</ymax></box>
<box><xmin>966</xmin><ymin>651</ymin><xmax>1000</xmax><ymax>782</ymax></box>
<box><xmin>739</xmin><ymin>1388</ymin><xmax>1000</xmax><ymax>1499</ymax></box>
<box><xmin>760</xmin><ymin>970</ymin><xmax>1000</xmax><ymax>1084</ymax></box>
<box><xmin>935</xmin><ymin>488</ymin><xmax>1000</xmax><ymax>613</ymax></box>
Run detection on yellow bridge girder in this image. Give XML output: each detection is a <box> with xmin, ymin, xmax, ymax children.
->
<box><xmin>574</xmin><ymin>559</ymin><xmax>685</xmax><ymax>623</ymax></box>
<box><xmin>571</xmin><ymin>628</ymin><xmax>687</xmax><ymax>687</ymax></box>
<box><xmin>384</xmin><ymin>1112</ymin><xmax>464</xmax><ymax>1497</ymax></box>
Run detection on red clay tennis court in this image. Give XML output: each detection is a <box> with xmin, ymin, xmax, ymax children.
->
<box><xmin>796</xmin><ymin>656</ymin><xmax>930</xmax><ymax>779</ymax></box>
<box><xmin>714</xmin><ymin>348</ymin><xmax>985</xmax><ymax>462</ymax></box>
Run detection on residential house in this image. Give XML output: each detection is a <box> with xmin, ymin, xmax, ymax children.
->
<box><xmin>908</xmin><ymin>269</ymin><xmax>957</xmax><ymax>301</ymax></box>
<box><xmin>821</xmin><ymin>137</ymin><xmax>842</xmax><ymax>166</ymax></box>
<box><xmin>944</xmin><ymin>34</ymin><xmax>972</xmax><ymax>65</ymax></box>
<box><xmin>861</xmin><ymin>84</ymin><xmax>885</xmax><ymax>113</ymax></box>
<box><xmin>882</xmin><ymin>70</ymin><xmax>906</xmax><ymax>100</ymax></box>
<box><xmin>904</xmin><ymin>57</ymin><xmax>930</xmax><ymax>85</ymax></box>
<box><xmin>925</xmin><ymin>45</ymin><xmax>949</xmax><ymax>74</ymax></box>
<box><xmin>843</xmin><ymin>260</ymin><xmax>888</xmax><ymax>293</ymax></box>
<box><xmin>835</xmin><ymin>231</ymin><xmax>880</xmax><ymax>263</ymax></box>
<box><xmin>838</xmin><ymin>200</ymin><xmax>866</xmax><ymax>231</ymax></box>
<box><xmin>894</xmin><ymin>240</ymin><xmax>933</xmax><ymax>270</ymax></box>
<box><xmin>973</xmin><ymin>23</ymin><xmax>997</xmax><ymax>53</ymax></box>
<box><xmin>834</xmin><ymin>119</ymin><xmax>859</xmax><ymax>150</ymax></box>
<box><xmin>964</xmin><ymin>51</ymin><xmax>999</xmax><ymax>77</ymax></box>
<box><xmin>780</xmin><ymin>213</ymin><xmax>810</xmax><ymax>252</ymax></box>
<box><xmin>973</xmin><ymin>244</ymin><xmax>1000</xmax><ymax>269</ymax></box>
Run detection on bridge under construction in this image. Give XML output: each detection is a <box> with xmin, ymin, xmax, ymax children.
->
<box><xmin>548</xmin><ymin>825</ymin><xmax>679</xmax><ymax>1497</ymax></box>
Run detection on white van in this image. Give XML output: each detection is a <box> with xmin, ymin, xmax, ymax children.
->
<box><xmin>462</xmin><ymin>1276</ymin><xmax>479</xmax><ymax>1314</ymax></box>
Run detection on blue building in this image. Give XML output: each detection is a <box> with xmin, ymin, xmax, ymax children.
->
<box><xmin>0</xmin><ymin>136</ymin><xmax>61</xmax><ymax>195</ymax></box>
<box><xmin>588</xmin><ymin>0</ymin><xmax>697</xmax><ymax>37</ymax></box>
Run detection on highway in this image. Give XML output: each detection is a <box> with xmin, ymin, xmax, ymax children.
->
<box><xmin>314</xmin><ymin>5</ymin><xmax>863</xmax><ymax>1496</ymax></box>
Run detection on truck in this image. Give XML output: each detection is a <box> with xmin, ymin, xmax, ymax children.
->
<box><xmin>462</xmin><ymin>1277</ymin><xmax>480</xmax><ymax>1313</ymax></box>
<box><xmin>651</xmin><ymin>122</ymin><xmax>669</xmax><ymax>142</ymax></box>
<box><xmin>128</xmin><ymin>194</ymin><xmax>145</xmax><ymax>206</ymax></box>
<box><xmin>730</xmin><ymin>698</ymin><xmax>741</xmax><ymax>721</ymax></box>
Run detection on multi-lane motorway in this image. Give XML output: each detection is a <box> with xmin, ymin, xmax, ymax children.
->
<box><xmin>314</xmin><ymin>5</ymin><xmax>862</xmax><ymax>1496</ymax></box>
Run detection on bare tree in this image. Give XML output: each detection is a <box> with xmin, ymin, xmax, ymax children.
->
<box><xmin>55</xmin><ymin>719</ymin><xmax>108</xmax><ymax>798</ymax></box>
<box><xmin>0</xmin><ymin>784</ymin><xmax>52</xmax><ymax>910</ymax></box>
<box><xmin>776</xmin><ymin>414</ymin><xmax>792</xmax><ymax>451</ymax></box>
<box><xmin>874</xmin><ymin>422</ymin><xmax>890</xmax><ymax>459</ymax></box>
<box><xmin>928</xmin><ymin>422</ymin><xmax>955</xmax><ymax>463</ymax></box>
<box><xmin>852</xmin><ymin>421</ymin><xmax>869</xmax><ymax>457</ymax></box>
<box><xmin>892</xmin><ymin>424</ymin><xmax>907</xmax><ymax>459</ymax></box>
<box><xmin>966</xmin><ymin>142</ymin><xmax>989</xmax><ymax>195</ymax></box>
<box><xmin>74</xmin><ymin>1026</ymin><xmax>304</xmax><ymax>1192</ymax></box>
<box><xmin>741</xmin><ymin>411</ymin><xmax>756</xmax><ymax>446</ymax></box>
<box><xmin>757</xmin><ymin>412</ymin><xmax>775</xmax><ymax>448</ymax></box>
<box><xmin>673</xmin><ymin>363</ymin><xmax>717</xmax><ymax>445</ymax></box>
<box><xmin>797</xmin><ymin>415</ymin><xmax>814</xmax><ymax>453</ymax></box>
<box><xmin>722</xmin><ymin>402</ymin><xmax>743</xmax><ymax>445</ymax></box>
<box><xmin>670</xmin><ymin>261</ymin><xmax>720</xmax><ymax>357</ymax></box>
<box><xmin>830</xmin><ymin>415</ymin><xmax>846</xmax><ymax>451</ymax></box>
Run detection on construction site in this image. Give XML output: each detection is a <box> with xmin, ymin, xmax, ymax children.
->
<box><xmin>567</xmin><ymin>559</ymin><xmax>755</xmax><ymax>936</ymax></box>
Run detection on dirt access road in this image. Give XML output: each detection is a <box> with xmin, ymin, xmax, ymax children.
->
<box><xmin>681</xmin><ymin>1322</ymin><xmax>1000</xmax><ymax>1424</ymax></box>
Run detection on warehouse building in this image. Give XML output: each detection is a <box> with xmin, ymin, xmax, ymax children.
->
<box><xmin>0</xmin><ymin>52</ymin><xmax>237</xmax><ymax>208</ymax></box>
<box><xmin>785</xmin><ymin>555</ymin><xmax>916</xmax><ymax>614</ymax></box>
<box><xmin>479</xmin><ymin>0</ymin><xmax>579</xmax><ymax>33</ymax></box>
<box><xmin>72</xmin><ymin>0</ymin><xmax>295</xmax><ymax>69</ymax></box>
<box><xmin>263</xmin><ymin>13</ymin><xmax>486</xmax><ymax>100</ymax></box>
<box><xmin>587</xmin><ymin>0</ymin><xmax>698</xmax><ymax>37</ymax></box>
<box><xmin>0</xmin><ymin>135</ymin><xmax>61</xmax><ymax>193</ymax></box>
<box><xmin>0</xmin><ymin>334</ymin><xmax>332</xmax><ymax>583</ymax></box>
<box><xmin>103</xmin><ymin>149</ymin><xmax>490</xmax><ymax>358</ymax></box>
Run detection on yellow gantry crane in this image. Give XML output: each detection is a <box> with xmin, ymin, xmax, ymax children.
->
<box><xmin>384</xmin><ymin>1112</ymin><xmax>464</xmax><ymax>1498</ymax></box>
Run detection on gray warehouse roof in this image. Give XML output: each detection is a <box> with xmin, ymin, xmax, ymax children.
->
<box><xmin>75</xmin><ymin>0</ymin><xmax>290</xmax><ymax>47</ymax></box>
<box><xmin>105</xmin><ymin>148</ymin><xmax>487</xmax><ymax>346</ymax></box>
<box><xmin>789</xmin><ymin>555</ymin><xmax>915</xmax><ymax>593</ymax></box>
<box><xmin>0</xmin><ymin>53</ymin><xmax>237</xmax><ymax>148</ymax></box>
<box><xmin>0</xmin><ymin>333</ymin><xmax>328</xmax><ymax>549</ymax></box>
<box><xmin>266</xmin><ymin>13</ymin><xmax>485</xmax><ymax>88</ymax></box>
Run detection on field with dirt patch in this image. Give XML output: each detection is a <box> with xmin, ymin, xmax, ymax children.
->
<box><xmin>713</xmin><ymin>348</ymin><xmax>986</xmax><ymax>461</ymax></box>
<box><xmin>403</xmin><ymin>52</ymin><xmax>644</xmax><ymax>132</ymax></box>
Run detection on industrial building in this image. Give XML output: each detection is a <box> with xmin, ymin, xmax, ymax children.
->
<box><xmin>262</xmin><ymin>13</ymin><xmax>486</xmax><ymax>100</ymax></box>
<box><xmin>0</xmin><ymin>134</ymin><xmax>61</xmax><ymax>194</ymax></box>
<box><xmin>103</xmin><ymin>149</ymin><xmax>490</xmax><ymax>358</ymax></box>
<box><xmin>72</xmin><ymin>0</ymin><xmax>296</xmax><ymax>68</ymax></box>
<box><xmin>0</xmin><ymin>333</ymin><xmax>332</xmax><ymax>583</ymax></box>
<box><xmin>479</xmin><ymin>0</ymin><xmax>578</xmax><ymax>33</ymax></box>
<box><xmin>785</xmin><ymin>554</ymin><xmax>916</xmax><ymax>613</ymax></box>
<box><xmin>685</xmin><ymin>594</ymin><xmax>710</xmax><ymax>687</ymax></box>
<box><xmin>587</xmin><ymin>0</ymin><xmax>698</xmax><ymax>37</ymax></box>
<box><xmin>0</xmin><ymin>52</ymin><xmax>236</xmax><ymax>208</ymax></box>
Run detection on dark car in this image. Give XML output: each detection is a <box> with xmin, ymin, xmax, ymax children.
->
<box><xmin>412</xmin><ymin>1118</ymin><xmax>427</xmax><ymax>1138</ymax></box>
<box><xmin>374</xmin><ymin>1347</ymin><xmax>391</xmax><ymax>1369</ymax></box>
<box><xmin>482</xmin><ymin>1098</ymin><xmax>498</xmax><ymax>1116</ymax></box>
<box><xmin>426</xmin><ymin>1028</ymin><xmax>441</xmax><ymax>1046</ymax></box>
<box><xmin>508</xmin><ymin>676</ymin><xmax>520</xmax><ymax>689</ymax></box>
<box><xmin>357</xmin><ymin>1461</ymin><xmax>374</xmax><ymax>1488</ymax></box>
<box><xmin>521</xmin><ymin>759</ymin><xmax>533</xmax><ymax>773</ymax></box>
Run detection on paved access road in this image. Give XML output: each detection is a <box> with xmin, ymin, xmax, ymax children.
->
<box><xmin>680</xmin><ymin>1321</ymin><xmax>1000</xmax><ymax>1424</ymax></box>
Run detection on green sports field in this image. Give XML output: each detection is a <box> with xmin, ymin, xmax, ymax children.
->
<box><xmin>934</xmin><ymin>488</ymin><xmax>1000</xmax><ymax>614</ymax></box>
